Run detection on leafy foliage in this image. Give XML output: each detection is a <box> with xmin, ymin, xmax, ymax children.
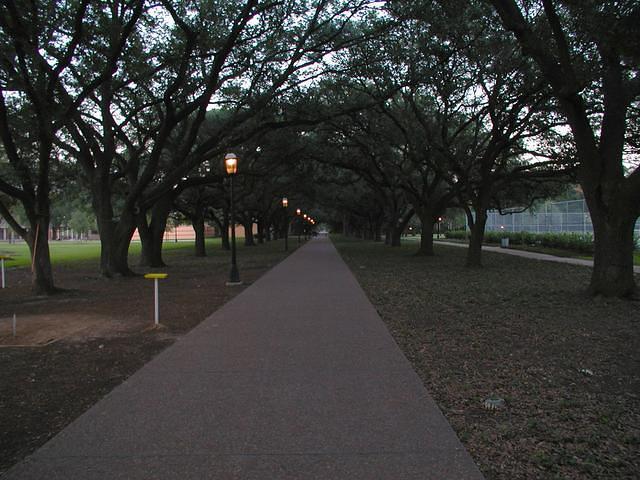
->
<box><xmin>445</xmin><ymin>229</ymin><xmax>601</xmax><ymax>254</ymax></box>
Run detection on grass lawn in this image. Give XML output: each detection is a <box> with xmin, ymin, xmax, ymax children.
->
<box><xmin>0</xmin><ymin>239</ymin><xmax>223</xmax><ymax>268</ymax></box>
<box><xmin>486</xmin><ymin>243</ymin><xmax>640</xmax><ymax>266</ymax></box>
<box><xmin>333</xmin><ymin>236</ymin><xmax>640</xmax><ymax>480</ymax></box>
<box><xmin>409</xmin><ymin>235</ymin><xmax>640</xmax><ymax>266</ymax></box>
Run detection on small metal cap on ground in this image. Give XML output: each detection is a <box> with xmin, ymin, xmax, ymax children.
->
<box><xmin>482</xmin><ymin>396</ymin><xmax>506</xmax><ymax>411</ymax></box>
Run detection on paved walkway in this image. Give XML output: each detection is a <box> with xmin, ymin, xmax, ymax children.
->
<box><xmin>434</xmin><ymin>240</ymin><xmax>640</xmax><ymax>273</ymax></box>
<box><xmin>5</xmin><ymin>238</ymin><xmax>483</xmax><ymax>480</ymax></box>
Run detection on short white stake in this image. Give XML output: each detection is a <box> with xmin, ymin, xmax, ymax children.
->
<box><xmin>144</xmin><ymin>273</ymin><xmax>167</xmax><ymax>327</ymax></box>
<box><xmin>12</xmin><ymin>313</ymin><xmax>16</xmax><ymax>337</ymax></box>
<box><xmin>154</xmin><ymin>278</ymin><xmax>159</xmax><ymax>326</ymax></box>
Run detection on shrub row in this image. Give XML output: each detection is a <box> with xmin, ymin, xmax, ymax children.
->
<box><xmin>445</xmin><ymin>230</ymin><xmax>599</xmax><ymax>254</ymax></box>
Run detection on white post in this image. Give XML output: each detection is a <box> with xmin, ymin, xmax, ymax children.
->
<box><xmin>1</xmin><ymin>258</ymin><xmax>4</xmax><ymax>288</ymax></box>
<box><xmin>154</xmin><ymin>278</ymin><xmax>159</xmax><ymax>325</ymax></box>
<box><xmin>12</xmin><ymin>313</ymin><xmax>16</xmax><ymax>337</ymax></box>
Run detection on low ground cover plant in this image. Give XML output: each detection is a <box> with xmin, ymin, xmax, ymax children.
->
<box><xmin>444</xmin><ymin>230</ymin><xmax>611</xmax><ymax>255</ymax></box>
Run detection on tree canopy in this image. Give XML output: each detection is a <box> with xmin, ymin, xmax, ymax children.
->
<box><xmin>1</xmin><ymin>0</ymin><xmax>638</xmax><ymax>297</ymax></box>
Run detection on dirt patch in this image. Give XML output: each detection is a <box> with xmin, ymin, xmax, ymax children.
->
<box><xmin>0</xmin><ymin>313</ymin><xmax>137</xmax><ymax>346</ymax></box>
<box><xmin>334</xmin><ymin>237</ymin><xmax>640</xmax><ymax>480</ymax></box>
<box><xmin>0</xmin><ymin>240</ymin><xmax>293</xmax><ymax>474</ymax></box>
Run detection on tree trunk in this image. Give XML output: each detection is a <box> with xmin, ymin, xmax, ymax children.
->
<box><xmin>137</xmin><ymin>217</ymin><xmax>153</xmax><ymax>267</ymax></box>
<box><xmin>220</xmin><ymin>213</ymin><xmax>230</xmax><ymax>250</ymax></box>
<box><xmin>111</xmin><ymin>220</ymin><xmax>136</xmax><ymax>275</ymax></box>
<box><xmin>94</xmin><ymin>195</ymin><xmax>116</xmax><ymax>277</ymax></box>
<box><xmin>1</xmin><ymin>203</ymin><xmax>56</xmax><ymax>294</ymax></box>
<box><xmin>391</xmin><ymin>210</ymin><xmax>414</xmax><ymax>247</ymax></box>
<box><xmin>385</xmin><ymin>209</ymin><xmax>400</xmax><ymax>245</ymax></box>
<box><xmin>138</xmin><ymin>194</ymin><xmax>173</xmax><ymax>268</ymax></box>
<box><xmin>192</xmin><ymin>209</ymin><xmax>206</xmax><ymax>257</ymax></box>
<box><xmin>211</xmin><ymin>212</ymin><xmax>230</xmax><ymax>250</ymax></box>
<box><xmin>391</xmin><ymin>226</ymin><xmax>402</xmax><ymax>246</ymax></box>
<box><xmin>113</xmin><ymin>207</ymin><xmax>138</xmax><ymax>275</ymax></box>
<box><xmin>91</xmin><ymin>176</ymin><xmax>137</xmax><ymax>276</ymax></box>
<box><xmin>588</xmin><ymin>208</ymin><xmax>637</xmax><ymax>297</ymax></box>
<box><xmin>256</xmin><ymin>218</ymin><xmax>265</xmax><ymax>244</ymax></box>
<box><xmin>342</xmin><ymin>213</ymin><xmax>349</xmax><ymax>236</ymax></box>
<box><xmin>364</xmin><ymin>223</ymin><xmax>372</xmax><ymax>240</ymax></box>
<box><xmin>466</xmin><ymin>208</ymin><xmax>487</xmax><ymax>268</ymax></box>
<box><xmin>26</xmin><ymin>217</ymin><xmax>56</xmax><ymax>294</ymax></box>
<box><xmin>146</xmin><ymin>225</ymin><xmax>167</xmax><ymax>267</ymax></box>
<box><xmin>374</xmin><ymin>220</ymin><xmax>383</xmax><ymax>242</ymax></box>
<box><xmin>415</xmin><ymin>209</ymin><xmax>435</xmax><ymax>256</ymax></box>
<box><xmin>95</xmin><ymin>211</ymin><xmax>136</xmax><ymax>276</ymax></box>
<box><xmin>243</xmin><ymin>221</ymin><xmax>255</xmax><ymax>246</ymax></box>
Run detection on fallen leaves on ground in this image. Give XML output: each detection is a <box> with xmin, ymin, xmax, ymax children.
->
<box><xmin>335</xmin><ymin>237</ymin><xmax>640</xmax><ymax>480</ymax></box>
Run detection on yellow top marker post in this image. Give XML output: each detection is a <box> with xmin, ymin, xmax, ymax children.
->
<box><xmin>144</xmin><ymin>273</ymin><xmax>168</xmax><ymax>279</ymax></box>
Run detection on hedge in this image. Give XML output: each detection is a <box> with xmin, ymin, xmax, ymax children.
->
<box><xmin>444</xmin><ymin>230</ymin><xmax>602</xmax><ymax>254</ymax></box>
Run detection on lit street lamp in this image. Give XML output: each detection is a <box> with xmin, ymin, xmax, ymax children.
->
<box><xmin>225</xmin><ymin>153</ymin><xmax>241</xmax><ymax>285</ymax></box>
<box><xmin>296</xmin><ymin>209</ymin><xmax>302</xmax><ymax>243</ymax></box>
<box><xmin>303</xmin><ymin>214</ymin><xmax>308</xmax><ymax>240</ymax></box>
<box><xmin>282</xmin><ymin>197</ymin><xmax>289</xmax><ymax>252</ymax></box>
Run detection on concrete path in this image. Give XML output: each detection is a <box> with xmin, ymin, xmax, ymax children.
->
<box><xmin>434</xmin><ymin>240</ymin><xmax>640</xmax><ymax>273</ymax></box>
<box><xmin>4</xmin><ymin>238</ymin><xmax>484</xmax><ymax>480</ymax></box>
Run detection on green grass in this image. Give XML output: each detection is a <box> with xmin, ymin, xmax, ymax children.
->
<box><xmin>506</xmin><ymin>244</ymin><xmax>640</xmax><ymax>265</ymax></box>
<box><xmin>407</xmin><ymin>236</ymin><xmax>640</xmax><ymax>266</ymax></box>
<box><xmin>0</xmin><ymin>239</ymin><xmax>224</xmax><ymax>268</ymax></box>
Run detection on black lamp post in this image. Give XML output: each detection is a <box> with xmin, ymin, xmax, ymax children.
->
<box><xmin>437</xmin><ymin>216</ymin><xmax>442</xmax><ymax>239</ymax></box>
<box><xmin>303</xmin><ymin>214</ymin><xmax>308</xmax><ymax>240</ymax></box>
<box><xmin>225</xmin><ymin>153</ymin><xmax>241</xmax><ymax>285</ymax></box>
<box><xmin>302</xmin><ymin>213</ymin><xmax>307</xmax><ymax>240</ymax></box>
<box><xmin>282</xmin><ymin>197</ymin><xmax>289</xmax><ymax>251</ymax></box>
<box><xmin>296</xmin><ymin>208</ymin><xmax>301</xmax><ymax>243</ymax></box>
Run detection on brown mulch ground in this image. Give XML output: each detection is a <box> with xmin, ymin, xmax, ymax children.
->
<box><xmin>0</xmin><ymin>239</ymin><xmax>294</xmax><ymax>475</ymax></box>
<box><xmin>334</xmin><ymin>237</ymin><xmax>640</xmax><ymax>480</ymax></box>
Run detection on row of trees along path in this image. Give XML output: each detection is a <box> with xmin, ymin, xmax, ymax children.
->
<box><xmin>0</xmin><ymin>1</ymin><xmax>638</xmax><ymax>298</ymax></box>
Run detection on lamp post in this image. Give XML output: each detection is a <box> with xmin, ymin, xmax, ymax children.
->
<box><xmin>296</xmin><ymin>209</ymin><xmax>301</xmax><ymax>243</ymax></box>
<box><xmin>282</xmin><ymin>197</ymin><xmax>289</xmax><ymax>251</ymax></box>
<box><xmin>225</xmin><ymin>153</ymin><xmax>241</xmax><ymax>285</ymax></box>
<box><xmin>437</xmin><ymin>216</ymin><xmax>442</xmax><ymax>239</ymax></box>
<box><xmin>303</xmin><ymin>214</ymin><xmax>308</xmax><ymax>240</ymax></box>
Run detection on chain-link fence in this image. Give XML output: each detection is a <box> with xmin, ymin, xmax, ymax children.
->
<box><xmin>484</xmin><ymin>199</ymin><xmax>640</xmax><ymax>236</ymax></box>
